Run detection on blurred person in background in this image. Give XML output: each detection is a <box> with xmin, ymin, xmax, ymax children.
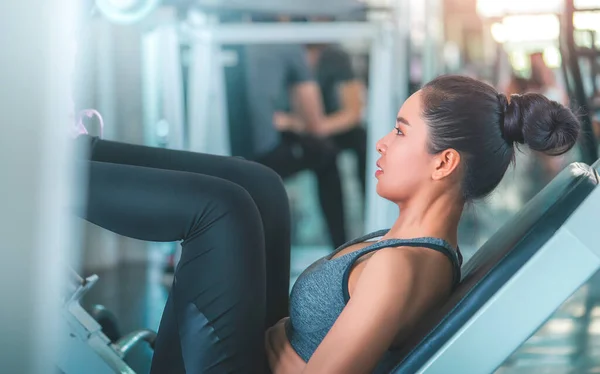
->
<box><xmin>528</xmin><ymin>52</ymin><xmax>569</xmax><ymax>105</ymax></box>
<box><xmin>163</xmin><ymin>13</ymin><xmax>348</xmax><ymax>287</ymax></box>
<box><xmin>272</xmin><ymin>21</ymin><xmax>367</xmax><ymax>246</ymax></box>
<box><xmin>239</xmin><ymin>14</ymin><xmax>348</xmax><ymax>248</ymax></box>
<box><xmin>273</xmin><ymin>17</ymin><xmax>367</xmax><ymax>201</ymax></box>
<box><xmin>504</xmin><ymin>74</ymin><xmax>529</xmax><ymax>98</ymax></box>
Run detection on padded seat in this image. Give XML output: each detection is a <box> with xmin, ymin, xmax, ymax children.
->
<box><xmin>382</xmin><ymin>163</ymin><xmax>600</xmax><ymax>374</ymax></box>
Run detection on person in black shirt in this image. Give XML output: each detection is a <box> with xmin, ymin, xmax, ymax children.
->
<box><xmin>274</xmin><ymin>42</ymin><xmax>367</xmax><ymax>199</ymax></box>
<box><xmin>224</xmin><ymin>15</ymin><xmax>347</xmax><ymax>249</ymax></box>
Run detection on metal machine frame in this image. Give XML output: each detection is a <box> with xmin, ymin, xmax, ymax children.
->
<box><xmin>56</xmin><ymin>270</ymin><xmax>156</xmax><ymax>374</ymax></box>
<box><xmin>416</xmin><ymin>181</ymin><xmax>600</xmax><ymax>373</ymax></box>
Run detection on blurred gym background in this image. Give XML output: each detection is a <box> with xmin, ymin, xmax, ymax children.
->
<box><xmin>4</xmin><ymin>0</ymin><xmax>600</xmax><ymax>373</ymax></box>
<box><xmin>72</xmin><ymin>1</ymin><xmax>600</xmax><ymax>373</ymax></box>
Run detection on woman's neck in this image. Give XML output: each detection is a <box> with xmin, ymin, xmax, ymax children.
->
<box><xmin>382</xmin><ymin>190</ymin><xmax>463</xmax><ymax>247</ymax></box>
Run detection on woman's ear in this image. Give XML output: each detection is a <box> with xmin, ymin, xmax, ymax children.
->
<box><xmin>431</xmin><ymin>149</ymin><xmax>461</xmax><ymax>181</ymax></box>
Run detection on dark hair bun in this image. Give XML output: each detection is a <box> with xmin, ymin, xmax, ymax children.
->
<box><xmin>500</xmin><ymin>93</ymin><xmax>580</xmax><ymax>156</ymax></box>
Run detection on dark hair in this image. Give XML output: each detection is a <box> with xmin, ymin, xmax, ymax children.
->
<box><xmin>421</xmin><ymin>75</ymin><xmax>580</xmax><ymax>201</ymax></box>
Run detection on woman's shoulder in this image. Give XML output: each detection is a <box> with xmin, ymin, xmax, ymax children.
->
<box><xmin>363</xmin><ymin>246</ymin><xmax>455</xmax><ymax>302</ymax></box>
<box><xmin>367</xmin><ymin>245</ymin><xmax>454</xmax><ymax>282</ymax></box>
<box><xmin>367</xmin><ymin>246</ymin><xmax>430</xmax><ymax>274</ymax></box>
<box><xmin>352</xmin><ymin>248</ymin><xmax>420</xmax><ymax>293</ymax></box>
<box><xmin>373</xmin><ymin>244</ymin><xmax>450</xmax><ymax>263</ymax></box>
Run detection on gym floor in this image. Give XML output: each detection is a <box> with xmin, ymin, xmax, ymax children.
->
<box><xmin>80</xmin><ymin>152</ymin><xmax>600</xmax><ymax>373</ymax></box>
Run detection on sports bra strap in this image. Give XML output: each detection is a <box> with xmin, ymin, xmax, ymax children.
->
<box><xmin>331</xmin><ymin>229</ymin><xmax>390</xmax><ymax>253</ymax></box>
<box><xmin>340</xmin><ymin>237</ymin><xmax>462</xmax><ymax>302</ymax></box>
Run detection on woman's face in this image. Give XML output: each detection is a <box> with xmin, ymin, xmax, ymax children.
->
<box><xmin>375</xmin><ymin>90</ymin><xmax>435</xmax><ymax>203</ymax></box>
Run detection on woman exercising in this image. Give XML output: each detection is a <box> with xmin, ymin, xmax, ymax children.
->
<box><xmin>77</xmin><ymin>75</ymin><xmax>579</xmax><ymax>373</ymax></box>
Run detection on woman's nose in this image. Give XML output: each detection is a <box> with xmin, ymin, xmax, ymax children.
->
<box><xmin>376</xmin><ymin>140</ymin><xmax>386</xmax><ymax>155</ymax></box>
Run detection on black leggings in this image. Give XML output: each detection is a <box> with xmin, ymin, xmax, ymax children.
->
<box><xmin>76</xmin><ymin>136</ymin><xmax>290</xmax><ymax>373</ymax></box>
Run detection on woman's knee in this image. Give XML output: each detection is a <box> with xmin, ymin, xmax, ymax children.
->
<box><xmin>178</xmin><ymin>175</ymin><xmax>264</xmax><ymax>241</ymax></box>
<box><xmin>233</xmin><ymin>159</ymin><xmax>289</xmax><ymax>209</ymax></box>
<box><xmin>206</xmin><ymin>178</ymin><xmax>262</xmax><ymax>223</ymax></box>
<box><xmin>218</xmin><ymin>182</ymin><xmax>265</xmax><ymax>231</ymax></box>
<box><xmin>252</xmin><ymin>162</ymin><xmax>287</xmax><ymax>199</ymax></box>
<box><xmin>248</xmin><ymin>162</ymin><xmax>290</xmax><ymax>227</ymax></box>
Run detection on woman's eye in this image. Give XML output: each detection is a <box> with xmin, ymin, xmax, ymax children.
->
<box><xmin>394</xmin><ymin>127</ymin><xmax>403</xmax><ymax>135</ymax></box>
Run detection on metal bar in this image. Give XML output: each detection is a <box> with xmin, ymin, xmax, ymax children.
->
<box><xmin>559</xmin><ymin>41</ymin><xmax>574</xmax><ymax>102</ymax></box>
<box><xmin>187</xmin><ymin>37</ymin><xmax>217</xmax><ymax>153</ymax></box>
<box><xmin>422</xmin><ymin>0</ymin><xmax>443</xmax><ymax>83</ymax></box>
<box><xmin>589</xmin><ymin>31</ymin><xmax>598</xmax><ymax>94</ymax></box>
<box><xmin>364</xmin><ymin>24</ymin><xmax>398</xmax><ymax>233</ymax></box>
<box><xmin>363</xmin><ymin>5</ymin><xmax>410</xmax><ymax>232</ymax></box>
<box><xmin>572</xmin><ymin>47</ymin><xmax>600</xmax><ymax>56</ymax></box>
<box><xmin>189</xmin><ymin>0</ymin><xmax>367</xmax><ymax>17</ymax></box>
<box><xmin>160</xmin><ymin>25</ymin><xmax>187</xmax><ymax>150</ymax></box>
<box><xmin>183</xmin><ymin>22</ymin><xmax>381</xmax><ymax>44</ymax></box>
<box><xmin>113</xmin><ymin>330</ymin><xmax>157</xmax><ymax>357</ymax></box>
<box><xmin>564</xmin><ymin>0</ymin><xmax>599</xmax><ymax>164</ymax></box>
<box><xmin>141</xmin><ymin>30</ymin><xmax>162</xmax><ymax>147</ymax></box>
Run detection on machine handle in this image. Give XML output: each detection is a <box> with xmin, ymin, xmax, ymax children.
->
<box><xmin>113</xmin><ymin>329</ymin><xmax>157</xmax><ymax>357</ymax></box>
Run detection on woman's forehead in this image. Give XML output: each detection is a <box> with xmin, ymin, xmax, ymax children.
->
<box><xmin>397</xmin><ymin>90</ymin><xmax>423</xmax><ymax>123</ymax></box>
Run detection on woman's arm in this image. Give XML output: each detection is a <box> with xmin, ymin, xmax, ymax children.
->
<box><xmin>301</xmin><ymin>249</ymin><xmax>421</xmax><ymax>374</ymax></box>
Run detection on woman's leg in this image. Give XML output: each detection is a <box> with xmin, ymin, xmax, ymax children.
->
<box><xmin>79</xmin><ymin>160</ymin><xmax>267</xmax><ymax>373</ymax></box>
<box><xmin>77</xmin><ymin>135</ymin><xmax>290</xmax><ymax>329</ymax></box>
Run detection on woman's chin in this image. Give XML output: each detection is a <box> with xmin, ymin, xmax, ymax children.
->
<box><xmin>375</xmin><ymin>183</ymin><xmax>388</xmax><ymax>199</ymax></box>
<box><xmin>376</xmin><ymin>183</ymin><xmax>404</xmax><ymax>203</ymax></box>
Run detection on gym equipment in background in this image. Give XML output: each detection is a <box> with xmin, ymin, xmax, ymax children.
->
<box><xmin>56</xmin><ymin>268</ymin><xmax>156</xmax><ymax>374</ymax></box>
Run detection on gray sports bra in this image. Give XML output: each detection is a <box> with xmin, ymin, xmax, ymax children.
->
<box><xmin>285</xmin><ymin>229</ymin><xmax>462</xmax><ymax>363</ymax></box>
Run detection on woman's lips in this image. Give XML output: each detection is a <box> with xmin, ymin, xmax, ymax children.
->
<box><xmin>376</xmin><ymin>160</ymin><xmax>383</xmax><ymax>177</ymax></box>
